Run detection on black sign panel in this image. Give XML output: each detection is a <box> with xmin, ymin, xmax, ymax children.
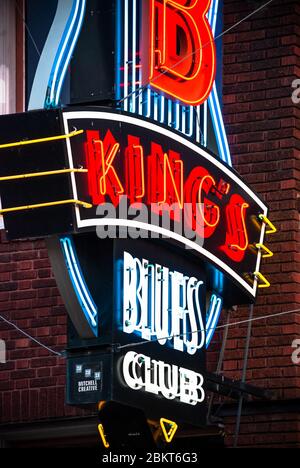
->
<box><xmin>70</xmin><ymin>0</ymin><xmax>116</xmax><ymax>105</ymax></box>
<box><xmin>0</xmin><ymin>109</ymin><xmax>74</xmax><ymax>238</ymax></box>
<box><xmin>111</xmin><ymin>239</ymin><xmax>207</xmax><ymax>426</ymax></box>
<box><xmin>66</xmin><ymin>237</ymin><xmax>207</xmax><ymax>426</ymax></box>
<box><xmin>67</xmin><ymin>353</ymin><xmax>112</xmax><ymax>406</ymax></box>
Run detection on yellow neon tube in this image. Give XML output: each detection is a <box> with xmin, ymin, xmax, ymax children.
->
<box><xmin>0</xmin><ymin>168</ymin><xmax>87</xmax><ymax>182</ymax></box>
<box><xmin>255</xmin><ymin>243</ymin><xmax>274</xmax><ymax>258</ymax></box>
<box><xmin>258</xmin><ymin>214</ymin><xmax>277</xmax><ymax>234</ymax></box>
<box><xmin>98</xmin><ymin>401</ymin><xmax>106</xmax><ymax>411</ymax></box>
<box><xmin>0</xmin><ymin>129</ymin><xmax>84</xmax><ymax>150</ymax></box>
<box><xmin>160</xmin><ymin>418</ymin><xmax>178</xmax><ymax>443</ymax></box>
<box><xmin>0</xmin><ymin>199</ymin><xmax>92</xmax><ymax>214</ymax></box>
<box><xmin>254</xmin><ymin>271</ymin><xmax>270</xmax><ymax>288</ymax></box>
<box><xmin>98</xmin><ymin>424</ymin><xmax>109</xmax><ymax>449</ymax></box>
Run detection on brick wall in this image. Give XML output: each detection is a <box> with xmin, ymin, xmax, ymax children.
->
<box><xmin>0</xmin><ymin>231</ymin><xmax>91</xmax><ymax>423</ymax></box>
<box><xmin>224</xmin><ymin>412</ymin><xmax>300</xmax><ymax>448</ymax></box>
<box><xmin>215</xmin><ymin>0</ymin><xmax>300</xmax><ymax>447</ymax></box>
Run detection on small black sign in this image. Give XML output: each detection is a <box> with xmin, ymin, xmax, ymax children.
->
<box><xmin>67</xmin><ymin>353</ymin><xmax>111</xmax><ymax>405</ymax></box>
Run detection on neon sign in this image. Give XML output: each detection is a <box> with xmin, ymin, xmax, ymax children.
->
<box><xmin>112</xmin><ymin>238</ymin><xmax>207</xmax><ymax>424</ymax></box>
<box><xmin>84</xmin><ymin>130</ymin><xmax>247</xmax><ymax>254</ymax></box>
<box><xmin>0</xmin><ymin>107</ymin><xmax>269</xmax><ymax>302</ymax></box>
<box><xmin>122</xmin><ymin>351</ymin><xmax>205</xmax><ymax>406</ymax></box>
<box><xmin>61</xmin><ymin>108</ymin><xmax>268</xmax><ymax>300</ymax></box>
<box><xmin>60</xmin><ymin>236</ymin><xmax>98</xmax><ymax>336</ymax></box>
<box><xmin>147</xmin><ymin>0</ymin><xmax>216</xmax><ymax>106</ymax></box>
<box><xmin>123</xmin><ymin>251</ymin><xmax>205</xmax><ymax>355</ymax></box>
<box><xmin>115</xmin><ymin>0</ymin><xmax>230</xmax><ymax>166</ymax></box>
<box><xmin>86</xmin><ymin>125</ymin><xmax>237</xmax><ymax>237</ymax></box>
<box><xmin>1</xmin><ymin>0</ymin><xmax>276</xmax><ymax>430</ymax></box>
<box><xmin>83</xmin><ymin>119</ymin><xmax>251</xmax><ymax>254</ymax></box>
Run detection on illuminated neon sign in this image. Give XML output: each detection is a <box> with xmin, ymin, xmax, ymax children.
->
<box><xmin>0</xmin><ymin>107</ymin><xmax>269</xmax><ymax>303</ymax></box>
<box><xmin>120</xmin><ymin>249</ymin><xmax>206</xmax><ymax>408</ymax></box>
<box><xmin>112</xmin><ymin>238</ymin><xmax>207</xmax><ymax>424</ymax></box>
<box><xmin>60</xmin><ymin>236</ymin><xmax>98</xmax><ymax>336</ymax></box>
<box><xmin>123</xmin><ymin>251</ymin><xmax>205</xmax><ymax>355</ymax></box>
<box><xmin>122</xmin><ymin>351</ymin><xmax>205</xmax><ymax>406</ymax></box>
<box><xmin>62</xmin><ymin>108</ymin><xmax>268</xmax><ymax>300</ymax></box>
<box><xmin>1</xmin><ymin>0</ymin><xmax>276</xmax><ymax>430</ymax></box>
<box><xmin>147</xmin><ymin>0</ymin><xmax>216</xmax><ymax>106</ymax></box>
<box><xmin>83</xmin><ymin>123</ymin><xmax>247</xmax><ymax>250</ymax></box>
<box><xmin>117</xmin><ymin>0</ymin><xmax>230</xmax><ymax>166</ymax></box>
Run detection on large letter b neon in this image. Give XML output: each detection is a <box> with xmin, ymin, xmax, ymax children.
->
<box><xmin>149</xmin><ymin>0</ymin><xmax>216</xmax><ymax>106</ymax></box>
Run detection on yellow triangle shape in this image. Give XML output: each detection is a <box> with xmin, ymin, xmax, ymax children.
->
<box><xmin>160</xmin><ymin>418</ymin><xmax>178</xmax><ymax>443</ymax></box>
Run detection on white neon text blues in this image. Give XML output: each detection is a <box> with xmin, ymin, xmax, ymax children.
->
<box><xmin>123</xmin><ymin>251</ymin><xmax>205</xmax><ymax>355</ymax></box>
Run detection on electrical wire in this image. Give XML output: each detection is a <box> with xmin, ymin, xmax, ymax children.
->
<box><xmin>0</xmin><ymin>314</ymin><xmax>63</xmax><ymax>357</ymax></box>
<box><xmin>14</xmin><ymin>0</ymin><xmax>41</xmax><ymax>58</ymax></box>
<box><xmin>1</xmin><ymin>306</ymin><xmax>299</xmax><ymax>357</ymax></box>
<box><xmin>117</xmin><ymin>0</ymin><xmax>276</xmax><ymax>107</ymax></box>
<box><xmin>116</xmin><ymin>307</ymin><xmax>300</xmax><ymax>350</ymax></box>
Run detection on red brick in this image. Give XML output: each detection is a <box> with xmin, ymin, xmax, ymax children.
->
<box><xmin>33</xmin><ymin>259</ymin><xmax>51</xmax><ymax>269</ymax></box>
<box><xmin>11</xmin><ymin>251</ymin><xmax>38</xmax><ymax>261</ymax></box>
<box><xmin>11</xmin><ymin>369</ymin><xmax>36</xmax><ymax>380</ymax></box>
<box><xmin>30</xmin><ymin>377</ymin><xmax>57</xmax><ymax>388</ymax></box>
<box><xmin>10</xmin><ymin>290</ymin><xmax>36</xmax><ymax>300</ymax></box>
<box><xmin>37</xmin><ymin>368</ymin><xmax>51</xmax><ymax>378</ymax></box>
<box><xmin>32</xmin><ymin>279</ymin><xmax>56</xmax><ymax>289</ymax></box>
<box><xmin>0</xmin><ymin>272</ymin><xmax>10</xmax><ymax>282</ymax></box>
<box><xmin>16</xmin><ymin>360</ymin><xmax>30</xmax><ymax>369</ymax></box>
<box><xmin>15</xmin><ymin>380</ymin><xmax>29</xmax><ymax>390</ymax></box>
<box><xmin>31</xmin><ymin>357</ymin><xmax>58</xmax><ymax>368</ymax></box>
<box><xmin>15</xmin><ymin>339</ymin><xmax>31</xmax><ymax>349</ymax></box>
<box><xmin>38</xmin><ymin>269</ymin><xmax>51</xmax><ymax>279</ymax></box>
<box><xmin>18</xmin><ymin>280</ymin><xmax>33</xmax><ymax>290</ymax></box>
<box><xmin>18</xmin><ymin>261</ymin><xmax>33</xmax><ymax>270</ymax></box>
<box><xmin>11</xmin><ymin>270</ymin><xmax>37</xmax><ymax>281</ymax></box>
<box><xmin>36</xmin><ymin>327</ymin><xmax>50</xmax><ymax>337</ymax></box>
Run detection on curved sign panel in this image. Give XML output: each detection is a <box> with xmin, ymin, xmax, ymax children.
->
<box><xmin>62</xmin><ymin>108</ymin><xmax>268</xmax><ymax>300</ymax></box>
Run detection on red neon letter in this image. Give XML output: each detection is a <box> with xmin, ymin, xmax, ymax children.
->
<box><xmin>148</xmin><ymin>142</ymin><xmax>183</xmax><ymax>209</ymax></box>
<box><xmin>85</xmin><ymin>130</ymin><xmax>124</xmax><ymax>206</ymax></box>
<box><xmin>185</xmin><ymin>167</ymin><xmax>220</xmax><ymax>238</ymax></box>
<box><xmin>125</xmin><ymin>135</ymin><xmax>145</xmax><ymax>204</ymax></box>
<box><xmin>149</xmin><ymin>0</ymin><xmax>216</xmax><ymax>105</ymax></box>
<box><xmin>220</xmin><ymin>194</ymin><xmax>249</xmax><ymax>262</ymax></box>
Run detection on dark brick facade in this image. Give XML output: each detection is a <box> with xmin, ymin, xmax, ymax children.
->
<box><xmin>0</xmin><ymin>0</ymin><xmax>300</xmax><ymax>448</ymax></box>
<box><xmin>218</xmin><ymin>0</ymin><xmax>300</xmax><ymax>447</ymax></box>
<box><xmin>0</xmin><ymin>231</ymin><xmax>91</xmax><ymax>423</ymax></box>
